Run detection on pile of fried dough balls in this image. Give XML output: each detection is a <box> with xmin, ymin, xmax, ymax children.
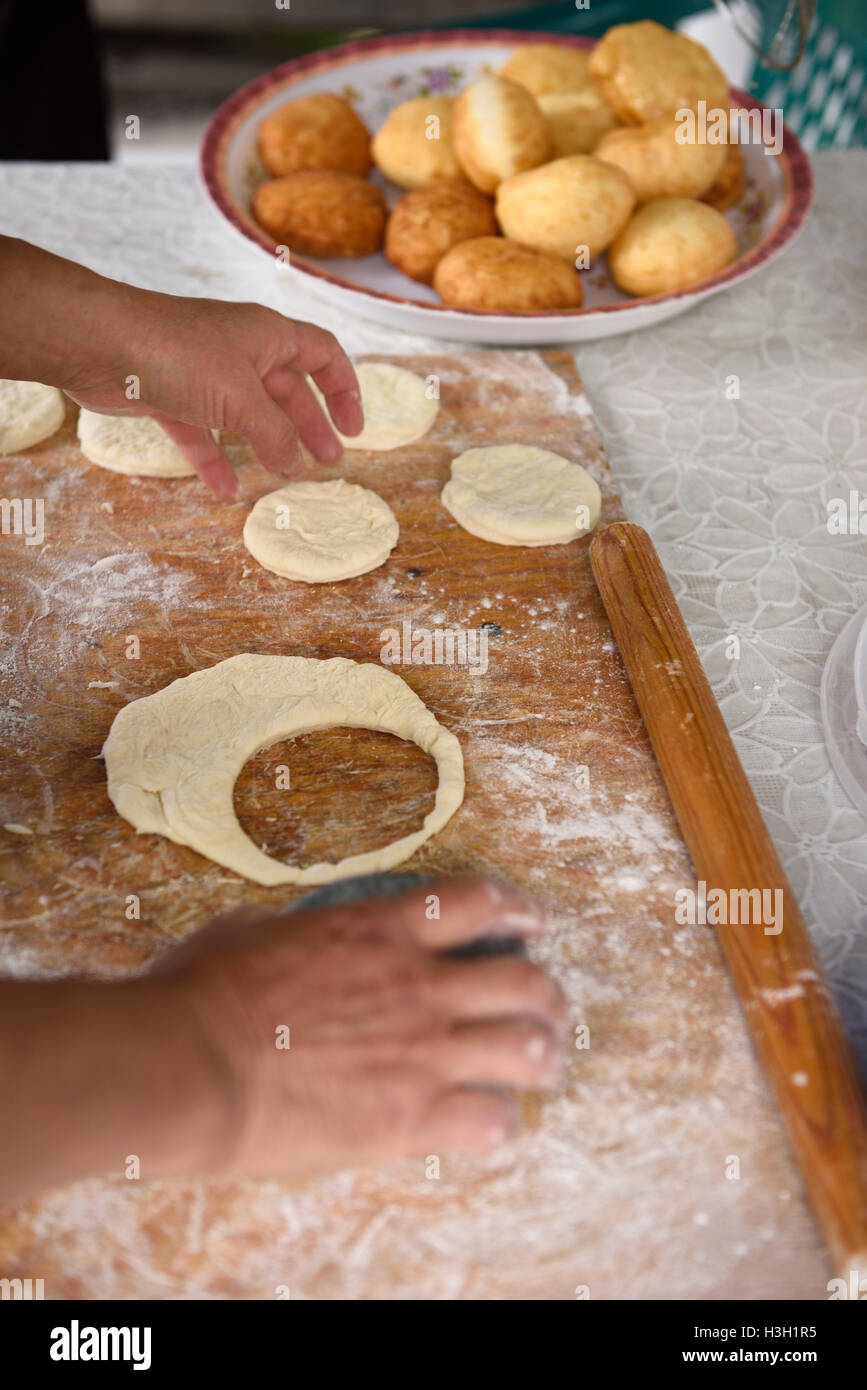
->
<box><xmin>251</xmin><ymin>20</ymin><xmax>747</xmax><ymax>311</ymax></box>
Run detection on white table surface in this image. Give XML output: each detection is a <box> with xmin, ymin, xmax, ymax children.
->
<box><xmin>1</xmin><ymin>151</ymin><xmax>865</xmax><ymax>1071</ymax></box>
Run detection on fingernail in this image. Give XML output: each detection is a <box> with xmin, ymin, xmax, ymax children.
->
<box><xmin>483</xmin><ymin>880</ymin><xmax>543</xmax><ymax>919</ymax></box>
<box><xmin>526</xmin><ymin>1035</ymin><xmax>547</xmax><ymax>1062</ymax></box>
<box><xmin>497</xmin><ymin>909</ymin><xmax>547</xmax><ymax>932</ymax></box>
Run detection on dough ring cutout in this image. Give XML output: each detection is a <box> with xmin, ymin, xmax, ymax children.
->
<box><xmin>103</xmin><ymin>653</ymin><xmax>465</xmax><ymax>886</ymax></box>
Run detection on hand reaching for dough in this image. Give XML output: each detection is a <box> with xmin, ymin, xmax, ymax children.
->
<box><xmin>0</xmin><ymin>235</ymin><xmax>363</xmax><ymax>499</ymax></box>
<box><xmin>159</xmin><ymin>877</ymin><xmax>568</xmax><ymax>1181</ymax></box>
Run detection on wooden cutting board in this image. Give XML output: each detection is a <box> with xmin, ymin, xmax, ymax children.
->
<box><xmin>0</xmin><ymin>350</ymin><xmax>828</xmax><ymax>1298</ymax></box>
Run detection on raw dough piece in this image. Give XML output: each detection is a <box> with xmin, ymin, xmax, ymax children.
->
<box><xmin>243</xmin><ymin>478</ymin><xmax>398</xmax><ymax>582</ymax></box>
<box><xmin>441</xmin><ymin>444</ymin><xmax>601</xmax><ymax>546</ymax></box>
<box><xmin>0</xmin><ymin>379</ymin><xmax>65</xmax><ymax>454</ymax></box>
<box><xmin>76</xmin><ymin>409</ymin><xmax>214</xmax><ymax>477</ymax></box>
<box><xmin>313</xmin><ymin>362</ymin><xmax>439</xmax><ymax>451</ymax></box>
<box><xmin>102</xmin><ymin>653</ymin><xmax>465</xmax><ymax>886</ymax></box>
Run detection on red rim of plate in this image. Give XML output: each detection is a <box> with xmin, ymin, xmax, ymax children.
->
<box><xmin>200</xmin><ymin>27</ymin><xmax>814</xmax><ymax>320</ymax></box>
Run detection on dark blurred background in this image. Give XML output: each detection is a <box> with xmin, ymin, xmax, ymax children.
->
<box><xmin>0</xmin><ymin>0</ymin><xmax>863</xmax><ymax>160</ymax></box>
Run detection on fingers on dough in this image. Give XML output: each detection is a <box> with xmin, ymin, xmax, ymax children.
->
<box><xmin>76</xmin><ymin>409</ymin><xmax>219</xmax><ymax>477</ymax></box>
<box><xmin>310</xmin><ymin>362</ymin><xmax>439</xmax><ymax>451</ymax></box>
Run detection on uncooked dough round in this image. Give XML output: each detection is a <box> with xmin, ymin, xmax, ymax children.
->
<box><xmin>103</xmin><ymin>653</ymin><xmax>465</xmax><ymax>886</ymax></box>
<box><xmin>243</xmin><ymin>478</ymin><xmax>399</xmax><ymax>582</ymax></box>
<box><xmin>76</xmin><ymin>409</ymin><xmax>212</xmax><ymax>477</ymax></box>
<box><xmin>441</xmin><ymin>445</ymin><xmax>601</xmax><ymax>546</ymax></box>
<box><xmin>0</xmin><ymin>379</ymin><xmax>65</xmax><ymax>454</ymax></box>
<box><xmin>313</xmin><ymin>362</ymin><xmax>439</xmax><ymax>451</ymax></box>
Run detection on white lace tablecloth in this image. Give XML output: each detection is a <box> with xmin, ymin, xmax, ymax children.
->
<box><xmin>1</xmin><ymin>153</ymin><xmax>865</xmax><ymax>1068</ymax></box>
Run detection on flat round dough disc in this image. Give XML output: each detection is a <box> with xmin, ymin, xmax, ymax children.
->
<box><xmin>243</xmin><ymin>478</ymin><xmax>398</xmax><ymax>583</ymax></box>
<box><xmin>103</xmin><ymin>653</ymin><xmax>465</xmax><ymax>886</ymax></box>
<box><xmin>441</xmin><ymin>444</ymin><xmax>602</xmax><ymax>546</ymax></box>
<box><xmin>313</xmin><ymin>362</ymin><xmax>439</xmax><ymax>451</ymax></box>
<box><xmin>0</xmin><ymin>379</ymin><xmax>65</xmax><ymax>454</ymax></box>
<box><xmin>76</xmin><ymin>409</ymin><xmax>206</xmax><ymax>477</ymax></box>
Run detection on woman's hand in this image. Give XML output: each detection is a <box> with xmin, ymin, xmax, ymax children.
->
<box><xmin>0</xmin><ymin>879</ymin><xmax>567</xmax><ymax>1203</ymax></box>
<box><xmin>161</xmin><ymin>877</ymin><xmax>567</xmax><ymax>1182</ymax></box>
<box><xmin>0</xmin><ymin>236</ymin><xmax>363</xmax><ymax>499</ymax></box>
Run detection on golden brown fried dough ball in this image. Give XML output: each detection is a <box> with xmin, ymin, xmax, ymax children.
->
<box><xmin>499</xmin><ymin>43</ymin><xmax>593</xmax><ymax>96</ymax></box>
<box><xmin>452</xmin><ymin>75</ymin><xmax>550</xmax><ymax>193</ymax></box>
<box><xmin>252</xmin><ymin>171</ymin><xmax>386</xmax><ymax>258</ymax></box>
<box><xmin>589</xmin><ymin>20</ymin><xmax>729</xmax><ymax>125</ymax></box>
<box><xmin>258</xmin><ymin>93</ymin><xmax>371</xmax><ymax>177</ymax></box>
<box><xmin>385</xmin><ymin>179</ymin><xmax>497</xmax><ymax>285</ymax></box>
<box><xmin>433</xmin><ymin>237</ymin><xmax>583</xmax><ymax>312</ymax></box>
<box><xmin>607</xmin><ymin>196</ymin><xmax>737</xmax><ymax>297</ymax></box>
<box><xmin>495</xmin><ymin>154</ymin><xmax>636</xmax><ymax>261</ymax></box>
<box><xmin>371</xmin><ymin>95</ymin><xmax>464</xmax><ymax>189</ymax></box>
<box><xmin>537</xmin><ymin>89</ymin><xmax>620</xmax><ymax>156</ymax></box>
<box><xmin>595</xmin><ymin>116</ymin><xmax>726</xmax><ymax>202</ymax></box>
<box><xmin>702</xmin><ymin>142</ymin><xmax>747</xmax><ymax>211</ymax></box>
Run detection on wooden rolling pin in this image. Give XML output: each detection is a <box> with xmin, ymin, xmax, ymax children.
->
<box><xmin>590</xmin><ymin>521</ymin><xmax>867</xmax><ymax>1293</ymax></box>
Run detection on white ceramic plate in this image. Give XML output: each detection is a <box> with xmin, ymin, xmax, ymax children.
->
<box><xmin>821</xmin><ymin>605</ymin><xmax>867</xmax><ymax>820</ymax></box>
<box><xmin>201</xmin><ymin>28</ymin><xmax>813</xmax><ymax>344</ymax></box>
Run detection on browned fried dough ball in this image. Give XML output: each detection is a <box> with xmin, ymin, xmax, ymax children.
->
<box><xmin>433</xmin><ymin>237</ymin><xmax>584</xmax><ymax>312</ymax></box>
<box><xmin>258</xmin><ymin>93</ymin><xmax>372</xmax><ymax>177</ymax></box>
<box><xmin>451</xmin><ymin>76</ymin><xmax>550</xmax><ymax>193</ymax></box>
<box><xmin>589</xmin><ymin>20</ymin><xmax>729</xmax><ymax>125</ymax></box>
<box><xmin>385</xmin><ymin>179</ymin><xmax>497</xmax><ymax>285</ymax></box>
<box><xmin>607</xmin><ymin>196</ymin><xmax>737</xmax><ymax>297</ymax></box>
<box><xmin>252</xmin><ymin>171</ymin><xmax>386</xmax><ymax>258</ymax></box>
<box><xmin>701</xmin><ymin>143</ymin><xmax>747</xmax><ymax>211</ymax></box>
<box><xmin>495</xmin><ymin>155</ymin><xmax>636</xmax><ymax>261</ymax></box>
<box><xmin>371</xmin><ymin>96</ymin><xmax>464</xmax><ymax>189</ymax></box>
<box><xmin>499</xmin><ymin>44</ymin><xmax>594</xmax><ymax>97</ymax></box>
<box><xmin>537</xmin><ymin>89</ymin><xmax>620</xmax><ymax>157</ymax></box>
<box><xmin>595</xmin><ymin>117</ymin><xmax>727</xmax><ymax>202</ymax></box>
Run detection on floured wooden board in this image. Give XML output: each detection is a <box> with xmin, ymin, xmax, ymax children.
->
<box><xmin>0</xmin><ymin>351</ymin><xmax>827</xmax><ymax>1298</ymax></box>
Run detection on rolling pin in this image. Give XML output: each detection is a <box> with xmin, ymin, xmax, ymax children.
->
<box><xmin>590</xmin><ymin>521</ymin><xmax>867</xmax><ymax>1293</ymax></box>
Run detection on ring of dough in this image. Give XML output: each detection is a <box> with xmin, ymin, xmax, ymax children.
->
<box><xmin>77</xmin><ymin>410</ymin><xmax>218</xmax><ymax>477</ymax></box>
<box><xmin>311</xmin><ymin>362</ymin><xmax>439</xmax><ymax>451</ymax></box>
<box><xmin>102</xmin><ymin>653</ymin><xmax>465</xmax><ymax>887</ymax></box>
<box><xmin>441</xmin><ymin>444</ymin><xmax>601</xmax><ymax>546</ymax></box>
<box><xmin>243</xmin><ymin>478</ymin><xmax>398</xmax><ymax>582</ymax></box>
